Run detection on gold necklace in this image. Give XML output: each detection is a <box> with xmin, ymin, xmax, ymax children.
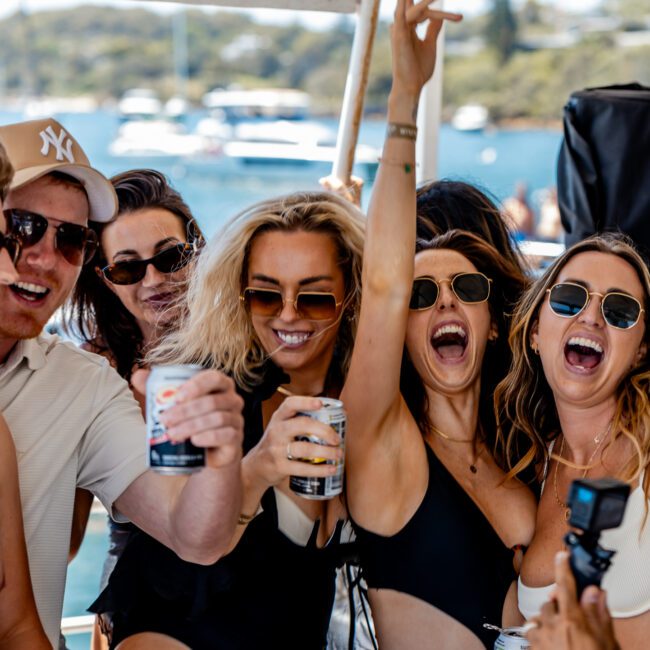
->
<box><xmin>429</xmin><ymin>425</ymin><xmax>481</xmax><ymax>474</ymax></box>
<box><xmin>553</xmin><ymin>421</ymin><xmax>612</xmax><ymax>521</ymax></box>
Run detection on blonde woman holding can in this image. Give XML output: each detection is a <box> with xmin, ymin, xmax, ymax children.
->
<box><xmin>94</xmin><ymin>191</ymin><xmax>365</xmax><ymax>649</ymax></box>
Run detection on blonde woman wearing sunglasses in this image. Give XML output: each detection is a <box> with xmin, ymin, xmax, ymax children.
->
<box><xmin>91</xmin><ymin>190</ymin><xmax>365</xmax><ymax>649</ymax></box>
<box><xmin>340</xmin><ymin>3</ymin><xmax>537</xmax><ymax>649</ymax></box>
<box><xmin>495</xmin><ymin>234</ymin><xmax>650</xmax><ymax>649</ymax></box>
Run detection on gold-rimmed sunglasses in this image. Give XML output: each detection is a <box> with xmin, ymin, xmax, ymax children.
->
<box><xmin>409</xmin><ymin>272</ymin><xmax>492</xmax><ymax>311</ymax></box>
<box><xmin>546</xmin><ymin>282</ymin><xmax>645</xmax><ymax>330</ymax></box>
<box><xmin>240</xmin><ymin>287</ymin><xmax>343</xmax><ymax>321</ymax></box>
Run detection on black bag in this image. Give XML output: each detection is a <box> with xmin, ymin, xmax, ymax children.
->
<box><xmin>557</xmin><ymin>83</ymin><xmax>650</xmax><ymax>256</ymax></box>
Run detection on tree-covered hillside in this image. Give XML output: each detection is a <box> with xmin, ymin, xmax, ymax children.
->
<box><xmin>0</xmin><ymin>3</ymin><xmax>647</xmax><ymax>122</ymax></box>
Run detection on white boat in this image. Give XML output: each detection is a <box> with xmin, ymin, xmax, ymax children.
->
<box><xmin>110</xmin><ymin>119</ymin><xmax>205</xmax><ymax>158</ymax></box>
<box><xmin>117</xmin><ymin>88</ymin><xmax>163</xmax><ymax>121</ymax></box>
<box><xmin>194</xmin><ymin>87</ymin><xmax>379</xmax><ymax>179</ymax></box>
<box><xmin>451</xmin><ymin>104</ymin><xmax>489</xmax><ymax>132</ymax></box>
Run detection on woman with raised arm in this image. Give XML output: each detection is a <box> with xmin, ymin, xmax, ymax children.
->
<box><xmin>91</xmin><ymin>190</ymin><xmax>365</xmax><ymax>649</ymax></box>
<box><xmin>341</xmin><ymin>3</ymin><xmax>536</xmax><ymax>648</ymax></box>
<box><xmin>0</xmin><ymin>161</ymin><xmax>49</xmax><ymax>649</ymax></box>
<box><xmin>496</xmin><ymin>233</ymin><xmax>650</xmax><ymax>649</ymax></box>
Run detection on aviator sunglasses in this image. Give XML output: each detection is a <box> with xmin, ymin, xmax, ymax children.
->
<box><xmin>0</xmin><ymin>232</ymin><xmax>21</xmax><ymax>265</ymax></box>
<box><xmin>100</xmin><ymin>242</ymin><xmax>194</xmax><ymax>285</ymax></box>
<box><xmin>241</xmin><ymin>287</ymin><xmax>342</xmax><ymax>321</ymax></box>
<box><xmin>547</xmin><ymin>282</ymin><xmax>645</xmax><ymax>330</ymax></box>
<box><xmin>409</xmin><ymin>272</ymin><xmax>492</xmax><ymax>310</ymax></box>
<box><xmin>4</xmin><ymin>208</ymin><xmax>97</xmax><ymax>266</ymax></box>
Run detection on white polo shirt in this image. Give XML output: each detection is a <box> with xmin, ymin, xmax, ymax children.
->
<box><xmin>0</xmin><ymin>334</ymin><xmax>147</xmax><ymax>647</ymax></box>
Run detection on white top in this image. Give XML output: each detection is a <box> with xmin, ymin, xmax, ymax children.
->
<box><xmin>519</xmin><ymin>460</ymin><xmax>650</xmax><ymax>620</ymax></box>
<box><xmin>0</xmin><ymin>335</ymin><xmax>147</xmax><ymax>647</ymax></box>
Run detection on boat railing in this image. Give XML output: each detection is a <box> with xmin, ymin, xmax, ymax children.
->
<box><xmin>61</xmin><ymin>614</ymin><xmax>95</xmax><ymax>636</ymax></box>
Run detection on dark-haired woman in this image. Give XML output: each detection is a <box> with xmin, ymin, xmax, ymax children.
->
<box><xmin>341</xmin><ymin>3</ymin><xmax>536</xmax><ymax>648</ymax></box>
<box><xmin>65</xmin><ymin>169</ymin><xmax>203</xmax><ymax>649</ymax></box>
<box><xmin>416</xmin><ymin>179</ymin><xmax>526</xmax><ymax>274</ymax></box>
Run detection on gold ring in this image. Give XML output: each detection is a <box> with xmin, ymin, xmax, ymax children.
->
<box><xmin>286</xmin><ymin>441</ymin><xmax>295</xmax><ymax>461</ymax></box>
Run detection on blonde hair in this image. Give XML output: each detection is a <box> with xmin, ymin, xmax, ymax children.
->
<box><xmin>495</xmin><ymin>233</ymin><xmax>650</xmax><ymax>499</ymax></box>
<box><xmin>0</xmin><ymin>142</ymin><xmax>13</xmax><ymax>201</ymax></box>
<box><xmin>150</xmin><ymin>190</ymin><xmax>365</xmax><ymax>388</ymax></box>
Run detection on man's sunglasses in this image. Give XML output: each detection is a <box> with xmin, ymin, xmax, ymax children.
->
<box><xmin>409</xmin><ymin>272</ymin><xmax>492</xmax><ymax>311</ymax></box>
<box><xmin>0</xmin><ymin>232</ymin><xmax>21</xmax><ymax>265</ymax></box>
<box><xmin>547</xmin><ymin>282</ymin><xmax>645</xmax><ymax>330</ymax></box>
<box><xmin>4</xmin><ymin>208</ymin><xmax>97</xmax><ymax>266</ymax></box>
<box><xmin>99</xmin><ymin>242</ymin><xmax>194</xmax><ymax>285</ymax></box>
<box><xmin>240</xmin><ymin>287</ymin><xmax>342</xmax><ymax>321</ymax></box>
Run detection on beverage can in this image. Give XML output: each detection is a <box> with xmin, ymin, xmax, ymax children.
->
<box><xmin>146</xmin><ymin>364</ymin><xmax>205</xmax><ymax>474</ymax></box>
<box><xmin>493</xmin><ymin>627</ymin><xmax>531</xmax><ymax>650</ymax></box>
<box><xmin>289</xmin><ymin>397</ymin><xmax>346</xmax><ymax>500</ymax></box>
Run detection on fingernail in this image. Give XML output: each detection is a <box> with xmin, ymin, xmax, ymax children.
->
<box><xmin>584</xmin><ymin>589</ymin><xmax>600</xmax><ymax>604</ymax></box>
<box><xmin>555</xmin><ymin>550</ymin><xmax>569</xmax><ymax>564</ymax></box>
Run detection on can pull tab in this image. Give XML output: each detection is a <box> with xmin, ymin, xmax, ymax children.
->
<box><xmin>483</xmin><ymin>623</ymin><xmax>504</xmax><ymax>633</ymax></box>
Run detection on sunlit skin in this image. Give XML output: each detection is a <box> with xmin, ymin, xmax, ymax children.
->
<box><xmin>246</xmin><ymin>230</ymin><xmax>345</xmax><ymax>395</ymax></box>
<box><xmin>0</xmin><ymin>206</ymin><xmax>19</xmax><ymax>286</ymax></box>
<box><xmin>404</xmin><ymin>248</ymin><xmax>496</xmax><ymax>398</ymax></box>
<box><xmin>100</xmin><ymin>208</ymin><xmax>189</xmax><ymax>346</ymax></box>
<box><xmin>0</xmin><ymin>176</ymin><xmax>89</xmax><ymax>361</ymax></box>
<box><xmin>531</xmin><ymin>251</ymin><xmax>647</xmax><ymax>414</ymax></box>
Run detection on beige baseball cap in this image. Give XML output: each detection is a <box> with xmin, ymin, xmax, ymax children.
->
<box><xmin>0</xmin><ymin>117</ymin><xmax>117</xmax><ymax>222</ymax></box>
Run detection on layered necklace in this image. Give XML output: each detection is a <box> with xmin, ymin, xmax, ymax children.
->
<box><xmin>553</xmin><ymin>419</ymin><xmax>613</xmax><ymax>521</ymax></box>
<box><xmin>429</xmin><ymin>425</ymin><xmax>481</xmax><ymax>474</ymax></box>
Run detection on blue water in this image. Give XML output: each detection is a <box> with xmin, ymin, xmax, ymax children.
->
<box><xmin>0</xmin><ymin>108</ymin><xmax>562</xmax><ymax>637</ymax></box>
<box><xmin>0</xmin><ymin>109</ymin><xmax>562</xmax><ymax>239</ymax></box>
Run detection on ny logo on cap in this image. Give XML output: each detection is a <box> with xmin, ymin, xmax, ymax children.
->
<box><xmin>39</xmin><ymin>125</ymin><xmax>75</xmax><ymax>163</ymax></box>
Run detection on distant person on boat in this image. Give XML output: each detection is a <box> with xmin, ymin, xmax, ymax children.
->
<box><xmin>0</xmin><ymin>142</ymin><xmax>50</xmax><ymax>650</ymax></box>
<box><xmin>496</xmin><ymin>233</ymin><xmax>650</xmax><ymax>650</ymax></box>
<box><xmin>536</xmin><ymin>186</ymin><xmax>563</xmax><ymax>242</ymax></box>
<box><xmin>503</xmin><ymin>181</ymin><xmax>536</xmax><ymax>239</ymax></box>
<box><xmin>91</xmin><ymin>190</ymin><xmax>365</xmax><ymax>649</ymax></box>
<box><xmin>0</xmin><ymin>117</ymin><xmax>244</xmax><ymax>648</ymax></box>
<box><xmin>340</xmin><ymin>3</ymin><xmax>536</xmax><ymax>649</ymax></box>
<box><xmin>64</xmin><ymin>168</ymin><xmax>204</xmax><ymax>650</ymax></box>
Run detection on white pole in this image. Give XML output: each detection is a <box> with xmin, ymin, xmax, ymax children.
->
<box><xmin>331</xmin><ymin>0</ymin><xmax>381</xmax><ymax>183</ymax></box>
<box><xmin>416</xmin><ymin>0</ymin><xmax>445</xmax><ymax>184</ymax></box>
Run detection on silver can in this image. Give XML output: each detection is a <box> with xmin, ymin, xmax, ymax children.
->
<box><xmin>494</xmin><ymin>627</ymin><xmax>531</xmax><ymax>650</ymax></box>
<box><xmin>147</xmin><ymin>364</ymin><xmax>205</xmax><ymax>474</ymax></box>
<box><xmin>289</xmin><ymin>398</ymin><xmax>346</xmax><ymax>500</ymax></box>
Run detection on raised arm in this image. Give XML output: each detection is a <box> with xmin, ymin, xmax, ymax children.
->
<box><xmin>342</xmin><ymin>1</ymin><xmax>461</xmax><ymax>445</ymax></box>
<box><xmin>0</xmin><ymin>415</ymin><xmax>50</xmax><ymax>650</ymax></box>
<box><xmin>115</xmin><ymin>370</ymin><xmax>244</xmax><ymax>565</ymax></box>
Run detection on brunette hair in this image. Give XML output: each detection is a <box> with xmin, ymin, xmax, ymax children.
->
<box><xmin>416</xmin><ymin>179</ymin><xmax>526</xmax><ymax>274</ymax></box>
<box><xmin>148</xmin><ymin>191</ymin><xmax>365</xmax><ymax>390</ymax></box>
<box><xmin>66</xmin><ymin>169</ymin><xmax>204</xmax><ymax>380</ymax></box>
<box><xmin>400</xmin><ymin>229</ymin><xmax>528</xmax><ymax>450</ymax></box>
<box><xmin>495</xmin><ymin>233</ymin><xmax>650</xmax><ymax>498</ymax></box>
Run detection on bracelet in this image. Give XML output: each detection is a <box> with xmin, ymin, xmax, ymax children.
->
<box><xmin>378</xmin><ymin>157</ymin><xmax>414</xmax><ymax>174</ymax></box>
<box><xmin>386</xmin><ymin>122</ymin><xmax>418</xmax><ymax>141</ymax></box>
<box><xmin>237</xmin><ymin>511</ymin><xmax>257</xmax><ymax>526</ymax></box>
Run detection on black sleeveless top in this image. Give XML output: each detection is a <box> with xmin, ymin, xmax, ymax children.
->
<box><xmin>90</xmin><ymin>362</ymin><xmax>346</xmax><ymax>650</ymax></box>
<box><xmin>352</xmin><ymin>443</ymin><xmax>515</xmax><ymax>648</ymax></box>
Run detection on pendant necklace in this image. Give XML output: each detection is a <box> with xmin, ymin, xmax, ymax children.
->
<box><xmin>430</xmin><ymin>425</ymin><xmax>481</xmax><ymax>474</ymax></box>
<box><xmin>553</xmin><ymin>420</ymin><xmax>612</xmax><ymax>521</ymax></box>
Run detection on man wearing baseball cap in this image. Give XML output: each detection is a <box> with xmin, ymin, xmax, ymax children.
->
<box><xmin>0</xmin><ymin>118</ymin><xmax>244</xmax><ymax>647</ymax></box>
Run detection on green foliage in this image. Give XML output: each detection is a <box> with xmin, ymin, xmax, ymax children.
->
<box><xmin>486</xmin><ymin>0</ymin><xmax>518</xmax><ymax>63</ymax></box>
<box><xmin>0</xmin><ymin>4</ymin><xmax>647</xmax><ymax>123</ymax></box>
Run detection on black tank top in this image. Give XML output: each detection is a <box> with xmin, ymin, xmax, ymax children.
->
<box><xmin>90</xmin><ymin>362</ymin><xmax>346</xmax><ymax>650</ymax></box>
<box><xmin>352</xmin><ymin>442</ymin><xmax>515</xmax><ymax>648</ymax></box>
